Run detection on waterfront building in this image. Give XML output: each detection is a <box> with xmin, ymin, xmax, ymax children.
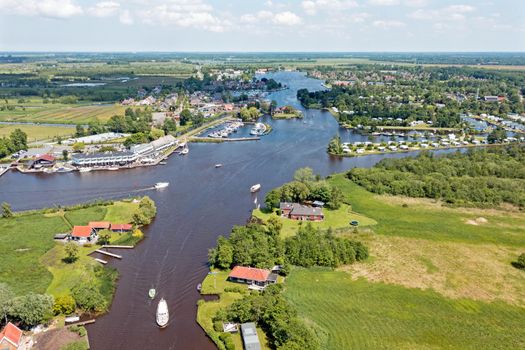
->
<box><xmin>240</xmin><ymin>322</ymin><xmax>262</xmax><ymax>350</ymax></box>
<box><xmin>72</xmin><ymin>151</ymin><xmax>137</xmax><ymax>167</ymax></box>
<box><xmin>110</xmin><ymin>223</ymin><xmax>133</xmax><ymax>232</ymax></box>
<box><xmin>89</xmin><ymin>221</ymin><xmax>111</xmax><ymax>231</ymax></box>
<box><xmin>279</xmin><ymin>202</ymin><xmax>324</xmax><ymax>221</ymax></box>
<box><xmin>26</xmin><ymin>154</ymin><xmax>56</xmax><ymax>169</ymax></box>
<box><xmin>70</xmin><ymin>226</ymin><xmax>97</xmax><ymax>244</ymax></box>
<box><xmin>228</xmin><ymin>266</ymin><xmax>278</xmax><ymax>287</ymax></box>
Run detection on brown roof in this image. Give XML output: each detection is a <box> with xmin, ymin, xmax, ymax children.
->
<box><xmin>229</xmin><ymin>266</ymin><xmax>270</xmax><ymax>282</ymax></box>
<box><xmin>71</xmin><ymin>226</ymin><xmax>93</xmax><ymax>237</ymax></box>
<box><xmin>0</xmin><ymin>322</ymin><xmax>22</xmax><ymax>347</ymax></box>
<box><xmin>88</xmin><ymin>221</ymin><xmax>111</xmax><ymax>229</ymax></box>
<box><xmin>111</xmin><ymin>223</ymin><xmax>133</xmax><ymax>231</ymax></box>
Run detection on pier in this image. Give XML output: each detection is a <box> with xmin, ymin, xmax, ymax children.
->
<box><xmin>102</xmin><ymin>245</ymin><xmax>134</xmax><ymax>249</ymax></box>
<box><xmin>190</xmin><ymin>136</ymin><xmax>260</xmax><ymax>143</ymax></box>
<box><xmin>94</xmin><ymin>258</ymin><xmax>108</xmax><ymax>264</ymax></box>
<box><xmin>0</xmin><ymin>166</ymin><xmax>10</xmax><ymax>177</ymax></box>
<box><xmin>94</xmin><ymin>249</ymin><xmax>122</xmax><ymax>259</ymax></box>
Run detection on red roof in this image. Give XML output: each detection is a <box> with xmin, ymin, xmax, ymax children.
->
<box><xmin>229</xmin><ymin>266</ymin><xmax>270</xmax><ymax>282</ymax></box>
<box><xmin>0</xmin><ymin>322</ymin><xmax>22</xmax><ymax>347</ymax></box>
<box><xmin>37</xmin><ymin>154</ymin><xmax>55</xmax><ymax>162</ymax></box>
<box><xmin>71</xmin><ymin>226</ymin><xmax>93</xmax><ymax>237</ymax></box>
<box><xmin>88</xmin><ymin>221</ymin><xmax>110</xmax><ymax>229</ymax></box>
<box><xmin>111</xmin><ymin>223</ymin><xmax>133</xmax><ymax>231</ymax></box>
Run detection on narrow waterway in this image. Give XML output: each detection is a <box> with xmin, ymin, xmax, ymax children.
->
<box><xmin>0</xmin><ymin>72</ymin><xmax>454</xmax><ymax>349</ymax></box>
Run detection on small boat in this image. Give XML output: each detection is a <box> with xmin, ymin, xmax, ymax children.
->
<box><xmin>197</xmin><ymin>283</ymin><xmax>202</xmax><ymax>292</ymax></box>
<box><xmin>79</xmin><ymin>167</ymin><xmax>92</xmax><ymax>173</ymax></box>
<box><xmin>159</xmin><ymin>161</ymin><xmax>167</xmax><ymax>165</ymax></box>
<box><xmin>250</xmin><ymin>184</ymin><xmax>261</xmax><ymax>193</ymax></box>
<box><xmin>64</xmin><ymin>315</ymin><xmax>80</xmax><ymax>324</ymax></box>
<box><xmin>180</xmin><ymin>148</ymin><xmax>189</xmax><ymax>155</ymax></box>
<box><xmin>155</xmin><ymin>182</ymin><xmax>169</xmax><ymax>189</ymax></box>
<box><xmin>215</xmin><ymin>164</ymin><xmax>223</xmax><ymax>168</ymax></box>
<box><xmin>56</xmin><ymin>167</ymin><xmax>73</xmax><ymax>173</ymax></box>
<box><xmin>156</xmin><ymin>298</ymin><xmax>169</xmax><ymax>328</ymax></box>
<box><xmin>149</xmin><ymin>288</ymin><xmax>156</xmax><ymax>299</ymax></box>
<box><xmin>107</xmin><ymin>166</ymin><xmax>119</xmax><ymax>171</ymax></box>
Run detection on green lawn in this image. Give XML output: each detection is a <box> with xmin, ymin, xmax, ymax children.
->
<box><xmin>253</xmin><ymin>204</ymin><xmax>376</xmax><ymax>238</ymax></box>
<box><xmin>0</xmin><ymin>124</ymin><xmax>75</xmax><ymax>142</ymax></box>
<box><xmin>104</xmin><ymin>201</ymin><xmax>139</xmax><ymax>222</ymax></box>
<box><xmin>64</xmin><ymin>206</ymin><xmax>107</xmax><ymax>226</ymax></box>
<box><xmin>285</xmin><ymin>268</ymin><xmax>525</xmax><ymax>350</ymax></box>
<box><xmin>200</xmin><ymin>270</ymin><xmax>242</xmax><ymax>295</ymax></box>
<box><xmin>328</xmin><ymin>174</ymin><xmax>525</xmax><ymax>246</ymax></box>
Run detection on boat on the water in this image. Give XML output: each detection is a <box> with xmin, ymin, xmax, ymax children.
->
<box><xmin>56</xmin><ymin>167</ymin><xmax>73</xmax><ymax>173</ymax></box>
<box><xmin>107</xmin><ymin>166</ymin><xmax>119</xmax><ymax>171</ymax></box>
<box><xmin>156</xmin><ymin>298</ymin><xmax>169</xmax><ymax>328</ymax></box>
<box><xmin>79</xmin><ymin>167</ymin><xmax>92</xmax><ymax>173</ymax></box>
<box><xmin>180</xmin><ymin>148</ymin><xmax>189</xmax><ymax>155</ymax></box>
<box><xmin>159</xmin><ymin>161</ymin><xmax>167</xmax><ymax>165</ymax></box>
<box><xmin>197</xmin><ymin>283</ymin><xmax>202</xmax><ymax>292</ymax></box>
<box><xmin>250</xmin><ymin>184</ymin><xmax>261</xmax><ymax>193</ymax></box>
<box><xmin>155</xmin><ymin>182</ymin><xmax>169</xmax><ymax>189</ymax></box>
<box><xmin>215</xmin><ymin>164</ymin><xmax>222</xmax><ymax>168</ymax></box>
<box><xmin>149</xmin><ymin>288</ymin><xmax>156</xmax><ymax>299</ymax></box>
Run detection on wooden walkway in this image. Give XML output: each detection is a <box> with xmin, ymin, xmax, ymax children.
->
<box><xmin>94</xmin><ymin>258</ymin><xmax>108</xmax><ymax>264</ymax></box>
<box><xmin>94</xmin><ymin>249</ymin><xmax>122</xmax><ymax>259</ymax></box>
<box><xmin>102</xmin><ymin>245</ymin><xmax>134</xmax><ymax>249</ymax></box>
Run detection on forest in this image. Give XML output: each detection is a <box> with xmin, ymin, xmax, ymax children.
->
<box><xmin>347</xmin><ymin>145</ymin><xmax>525</xmax><ymax>208</ymax></box>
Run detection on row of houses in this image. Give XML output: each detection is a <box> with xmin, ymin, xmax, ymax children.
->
<box><xmin>72</xmin><ymin>135</ymin><xmax>177</xmax><ymax>168</ymax></box>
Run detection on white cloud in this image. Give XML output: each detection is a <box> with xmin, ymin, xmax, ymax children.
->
<box><xmin>368</xmin><ymin>0</ymin><xmax>400</xmax><ymax>6</ymax></box>
<box><xmin>240</xmin><ymin>10</ymin><xmax>273</xmax><ymax>24</ymax></box>
<box><xmin>0</xmin><ymin>0</ymin><xmax>82</xmax><ymax>18</ymax></box>
<box><xmin>301</xmin><ymin>0</ymin><xmax>358</xmax><ymax>15</ymax></box>
<box><xmin>88</xmin><ymin>1</ymin><xmax>120</xmax><ymax>18</ymax></box>
<box><xmin>409</xmin><ymin>4</ymin><xmax>475</xmax><ymax>22</ymax></box>
<box><xmin>273</xmin><ymin>11</ymin><xmax>302</xmax><ymax>26</ymax></box>
<box><xmin>349</xmin><ymin>12</ymin><xmax>370</xmax><ymax>23</ymax></box>
<box><xmin>119</xmin><ymin>9</ymin><xmax>133</xmax><ymax>25</ymax></box>
<box><xmin>403</xmin><ymin>0</ymin><xmax>428</xmax><ymax>7</ymax></box>
<box><xmin>373</xmin><ymin>20</ymin><xmax>406</xmax><ymax>28</ymax></box>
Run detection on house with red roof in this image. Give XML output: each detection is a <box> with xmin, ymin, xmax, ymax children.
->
<box><xmin>70</xmin><ymin>225</ymin><xmax>97</xmax><ymax>244</ymax></box>
<box><xmin>0</xmin><ymin>322</ymin><xmax>23</xmax><ymax>350</ymax></box>
<box><xmin>27</xmin><ymin>154</ymin><xmax>56</xmax><ymax>169</ymax></box>
<box><xmin>88</xmin><ymin>221</ymin><xmax>111</xmax><ymax>230</ymax></box>
<box><xmin>228</xmin><ymin>266</ymin><xmax>278</xmax><ymax>287</ymax></box>
<box><xmin>110</xmin><ymin>223</ymin><xmax>133</xmax><ymax>232</ymax></box>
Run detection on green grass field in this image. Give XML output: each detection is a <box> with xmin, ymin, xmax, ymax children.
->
<box><xmin>285</xmin><ymin>268</ymin><xmax>525</xmax><ymax>350</ymax></box>
<box><xmin>253</xmin><ymin>203</ymin><xmax>376</xmax><ymax>238</ymax></box>
<box><xmin>0</xmin><ymin>124</ymin><xmax>75</xmax><ymax>142</ymax></box>
<box><xmin>328</xmin><ymin>174</ymin><xmax>525</xmax><ymax>246</ymax></box>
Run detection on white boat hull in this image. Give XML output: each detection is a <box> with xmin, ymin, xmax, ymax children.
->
<box><xmin>156</xmin><ymin>299</ymin><xmax>169</xmax><ymax>328</ymax></box>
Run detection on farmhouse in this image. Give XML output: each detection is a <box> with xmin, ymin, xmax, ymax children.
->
<box><xmin>70</xmin><ymin>225</ymin><xmax>97</xmax><ymax>244</ymax></box>
<box><xmin>228</xmin><ymin>266</ymin><xmax>277</xmax><ymax>287</ymax></box>
<box><xmin>279</xmin><ymin>202</ymin><xmax>324</xmax><ymax>221</ymax></box>
<box><xmin>240</xmin><ymin>322</ymin><xmax>262</xmax><ymax>350</ymax></box>
<box><xmin>0</xmin><ymin>322</ymin><xmax>22</xmax><ymax>350</ymax></box>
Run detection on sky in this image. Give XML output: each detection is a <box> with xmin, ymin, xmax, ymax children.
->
<box><xmin>0</xmin><ymin>0</ymin><xmax>524</xmax><ymax>52</ymax></box>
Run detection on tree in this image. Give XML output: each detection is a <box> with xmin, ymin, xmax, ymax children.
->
<box><xmin>163</xmin><ymin>118</ymin><xmax>177</xmax><ymax>134</ymax></box>
<box><xmin>10</xmin><ymin>293</ymin><xmax>54</xmax><ymax>326</ymax></box>
<box><xmin>72</xmin><ymin>142</ymin><xmax>85</xmax><ymax>153</ymax></box>
<box><xmin>64</xmin><ymin>242</ymin><xmax>79</xmax><ymax>263</ymax></box>
<box><xmin>514</xmin><ymin>253</ymin><xmax>525</xmax><ymax>269</ymax></box>
<box><xmin>487</xmin><ymin>128</ymin><xmax>506</xmax><ymax>144</ymax></box>
<box><xmin>72</xmin><ymin>284</ymin><xmax>106</xmax><ymax>312</ymax></box>
<box><xmin>180</xmin><ymin>109</ymin><xmax>192</xmax><ymax>126</ymax></box>
<box><xmin>1</xmin><ymin>202</ymin><xmax>13</xmax><ymax>218</ymax></box>
<box><xmin>294</xmin><ymin>167</ymin><xmax>315</xmax><ymax>183</ymax></box>
<box><xmin>62</xmin><ymin>149</ymin><xmax>69</xmax><ymax>161</ymax></box>
<box><xmin>265</xmin><ymin>189</ymin><xmax>281</xmax><ymax>209</ymax></box>
<box><xmin>149</xmin><ymin>127</ymin><xmax>165</xmax><ymax>140</ymax></box>
<box><xmin>75</xmin><ymin>124</ymin><xmax>86</xmax><ymax>137</ymax></box>
<box><xmin>139</xmin><ymin>196</ymin><xmax>157</xmax><ymax>221</ymax></box>
<box><xmin>98</xmin><ymin>231</ymin><xmax>111</xmax><ymax>245</ymax></box>
<box><xmin>327</xmin><ymin>135</ymin><xmax>343</xmax><ymax>155</ymax></box>
<box><xmin>215</xmin><ymin>236</ymin><xmax>233</xmax><ymax>269</ymax></box>
<box><xmin>53</xmin><ymin>295</ymin><xmax>76</xmax><ymax>315</ymax></box>
<box><xmin>9</xmin><ymin>128</ymin><xmax>27</xmax><ymax>151</ymax></box>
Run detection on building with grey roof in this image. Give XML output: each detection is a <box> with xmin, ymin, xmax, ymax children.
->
<box><xmin>241</xmin><ymin>322</ymin><xmax>261</xmax><ymax>350</ymax></box>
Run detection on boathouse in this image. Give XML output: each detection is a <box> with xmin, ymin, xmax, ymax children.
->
<box><xmin>279</xmin><ymin>202</ymin><xmax>324</xmax><ymax>221</ymax></box>
<box><xmin>228</xmin><ymin>266</ymin><xmax>277</xmax><ymax>287</ymax></box>
<box><xmin>0</xmin><ymin>322</ymin><xmax>23</xmax><ymax>350</ymax></box>
<box><xmin>240</xmin><ymin>322</ymin><xmax>261</xmax><ymax>350</ymax></box>
<box><xmin>110</xmin><ymin>223</ymin><xmax>133</xmax><ymax>232</ymax></box>
<box><xmin>70</xmin><ymin>225</ymin><xmax>97</xmax><ymax>244</ymax></box>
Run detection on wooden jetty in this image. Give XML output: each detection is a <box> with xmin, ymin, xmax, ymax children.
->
<box><xmin>0</xmin><ymin>166</ymin><xmax>9</xmax><ymax>177</ymax></box>
<box><xmin>95</xmin><ymin>249</ymin><xmax>122</xmax><ymax>259</ymax></box>
<box><xmin>102</xmin><ymin>245</ymin><xmax>134</xmax><ymax>249</ymax></box>
<box><xmin>67</xmin><ymin>319</ymin><xmax>96</xmax><ymax>327</ymax></box>
<box><xmin>94</xmin><ymin>258</ymin><xmax>108</xmax><ymax>265</ymax></box>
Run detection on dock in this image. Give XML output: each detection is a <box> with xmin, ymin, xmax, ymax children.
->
<box><xmin>190</xmin><ymin>136</ymin><xmax>260</xmax><ymax>143</ymax></box>
<box><xmin>94</xmin><ymin>258</ymin><xmax>108</xmax><ymax>264</ymax></box>
<box><xmin>67</xmin><ymin>319</ymin><xmax>96</xmax><ymax>327</ymax></box>
<box><xmin>102</xmin><ymin>245</ymin><xmax>134</xmax><ymax>249</ymax></box>
<box><xmin>0</xmin><ymin>166</ymin><xmax>9</xmax><ymax>177</ymax></box>
<box><xmin>94</xmin><ymin>249</ymin><xmax>122</xmax><ymax>259</ymax></box>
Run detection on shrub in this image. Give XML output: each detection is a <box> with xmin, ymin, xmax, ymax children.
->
<box><xmin>54</xmin><ymin>295</ymin><xmax>76</xmax><ymax>315</ymax></box>
<box><xmin>513</xmin><ymin>253</ymin><xmax>525</xmax><ymax>270</ymax></box>
<box><xmin>213</xmin><ymin>320</ymin><xmax>223</xmax><ymax>332</ymax></box>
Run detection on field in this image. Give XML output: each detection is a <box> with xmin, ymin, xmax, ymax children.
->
<box><xmin>252</xmin><ymin>203</ymin><xmax>376</xmax><ymax>238</ymax></box>
<box><xmin>0</xmin><ymin>100</ymin><xmax>128</xmax><ymax>124</ymax></box>
<box><xmin>285</xmin><ymin>268</ymin><xmax>525</xmax><ymax>350</ymax></box>
<box><xmin>0</xmin><ymin>200</ymin><xmax>139</xmax><ymax>298</ymax></box>
<box><xmin>0</xmin><ymin>124</ymin><xmax>75</xmax><ymax>142</ymax></box>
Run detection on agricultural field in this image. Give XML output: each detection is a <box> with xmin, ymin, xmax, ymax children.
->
<box><xmin>285</xmin><ymin>268</ymin><xmax>525</xmax><ymax>350</ymax></box>
<box><xmin>0</xmin><ymin>124</ymin><xmax>75</xmax><ymax>142</ymax></box>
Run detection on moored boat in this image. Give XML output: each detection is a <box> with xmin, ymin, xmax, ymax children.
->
<box><xmin>149</xmin><ymin>288</ymin><xmax>156</xmax><ymax>299</ymax></box>
<box><xmin>215</xmin><ymin>164</ymin><xmax>222</xmax><ymax>168</ymax></box>
<box><xmin>250</xmin><ymin>184</ymin><xmax>261</xmax><ymax>193</ymax></box>
<box><xmin>156</xmin><ymin>298</ymin><xmax>169</xmax><ymax>328</ymax></box>
<box><xmin>79</xmin><ymin>167</ymin><xmax>92</xmax><ymax>173</ymax></box>
<box><xmin>155</xmin><ymin>182</ymin><xmax>169</xmax><ymax>189</ymax></box>
<box><xmin>197</xmin><ymin>283</ymin><xmax>202</xmax><ymax>292</ymax></box>
<box><xmin>180</xmin><ymin>148</ymin><xmax>189</xmax><ymax>155</ymax></box>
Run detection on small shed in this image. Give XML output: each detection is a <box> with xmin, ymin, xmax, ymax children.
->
<box><xmin>241</xmin><ymin>322</ymin><xmax>261</xmax><ymax>350</ymax></box>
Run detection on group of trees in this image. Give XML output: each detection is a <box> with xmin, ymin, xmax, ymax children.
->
<box><xmin>179</xmin><ymin>108</ymin><xmax>204</xmax><ymax>127</ymax></box>
<box><xmin>347</xmin><ymin>145</ymin><xmax>525</xmax><ymax>208</ymax></box>
<box><xmin>265</xmin><ymin>167</ymin><xmax>344</xmax><ymax>210</ymax></box>
<box><xmin>0</xmin><ymin>283</ymin><xmax>54</xmax><ymax>327</ymax></box>
<box><xmin>238</xmin><ymin>106</ymin><xmax>261</xmax><ymax>122</ymax></box>
<box><xmin>0</xmin><ymin>128</ymin><xmax>27</xmax><ymax>159</ymax></box>
<box><xmin>132</xmin><ymin>196</ymin><xmax>157</xmax><ymax>226</ymax></box>
<box><xmin>214</xmin><ymin>284</ymin><xmax>319</xmax><ymax>350</ymax></box>
<box><xmin>106</xmin><ymin>107</ymin><xmax>153</xmax><ymax>134</ymax></box>
<box><xmin>327</xmin><ymin>135</ymin><xmax>343</xmax><ymax>155</ymax></box>
<box><xmin>208</xmin><ymin>220</ymin><xmax>368</xmax><ymax>271</ymax></box>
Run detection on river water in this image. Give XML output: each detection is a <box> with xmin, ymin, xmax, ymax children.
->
<box><xmin>0</xmin><ymin>71</ymin><xmax>451</xmax><ymax>349</ymax></box>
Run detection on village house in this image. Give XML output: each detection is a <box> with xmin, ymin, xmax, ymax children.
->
<box><xmin>0</xmin><ymin>322</ymin><xmax>23</xmax><ymax>350</ymax></box>
<box><xmin>228</xmin><ymin>266</ymin><xmax>278</xmax><ymax>287</ymax></box>
<box><xmin>89</xmin><ymin>221</ymin><xmax>111</xmax><ymax>231</ymax></box>
<box><xmin>279</xmin><ymin>202</ymin><xmax>324</xmax><ymax>221</ymax></box>
<box><xmin>70</xmin><ymin>225</ymin><xmax>97</xmax><ymax>244</ymax></box>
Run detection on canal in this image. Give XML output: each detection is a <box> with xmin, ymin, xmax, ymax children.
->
<box><xmin>0</xmin><ymin>71</ymin><xmax>450</xmax><ymax>349</ymax></box>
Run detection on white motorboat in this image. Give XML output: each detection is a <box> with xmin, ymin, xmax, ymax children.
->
<box><xmin>215</xmin><ymin>164</ymin><xmax>223</xmax><ymax>168</ymax></box>
<box><xmin>107</xmin><ymin>166</ymin><xmax>119</xmax><ymax>171</ymax></box>
<box><xmin>149</xmin><ymin>288</ymin><xmax>156</xmax><ymax>299</ymax></box>
<box><xmin>155</xmin><ymin>182</ymin><xmax>169</xmax><ymax>189</ymax></box>
<box><xmin>156</xmin><ymin>298</ymin><xmax>169</xmax><ymax>328</ymax></box>
<box><xmin>79</xmin><ymin>168</ymin><xmax>92</xmax><ymax>173</ymax></box>
<box><xmin>250</xmin><ymin>184</ymin><xmax>261</xmax><ymax>193</ymax></box>
<box><xmin>180</xmin><ymin>148</ymin><xmax>189</xmax><ymax>155</ymax></box>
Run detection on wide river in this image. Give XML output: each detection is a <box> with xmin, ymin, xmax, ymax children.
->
<box><xmin>0</xmin><ymin>72</ymin><xmax>450</xmax><ymax>349</ymax></box>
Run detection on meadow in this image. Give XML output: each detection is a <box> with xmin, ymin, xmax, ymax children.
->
<box><xmin>0</xmin><ymin>124</ymin><xmax>75</xmax><ymax>142</ymax></box>
<box><xmin>284</xmin><ymin>268</ymin><xmax>525</xmax><ymax>350</ymax></box>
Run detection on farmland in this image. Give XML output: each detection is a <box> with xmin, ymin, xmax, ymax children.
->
<box><xmin>285</xmin><ymin>268</ymin><xmax>525</xmax><ymax>350</ymax></box>
<box><xmin>0</xmin><ymin>124</ymin><xmax>75</xmax><ymax>142</ymax></box>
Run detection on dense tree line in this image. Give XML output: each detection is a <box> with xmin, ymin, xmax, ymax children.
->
<box><xmin>265</xmin><ymin>167</ymin><xmax>343</xmax><ymax>210</ymax></box>
<box><xmin>0</xmin><ymin>128</ymin><xmax>27</xmax><ymax>158</ymax></box>
<box><xmin>347</xmin><ymin>145</ymin><xmax>525</xmax><ymax>208</ymax></box>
